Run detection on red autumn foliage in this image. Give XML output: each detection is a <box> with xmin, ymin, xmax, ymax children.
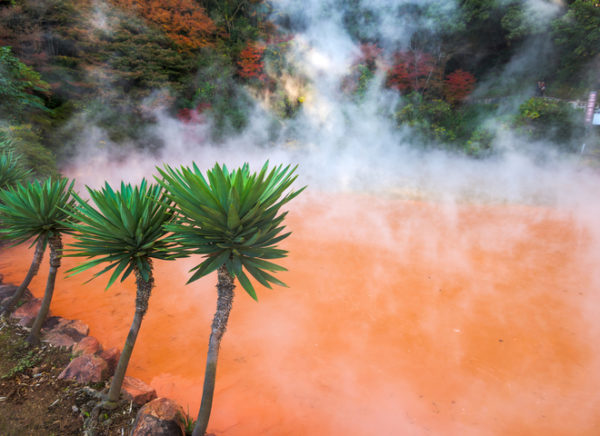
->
<box><xmin>112</xmin><ymin>0</ymin><xmax>216</xmax><ymax>49</ymax></box>
<box><xmin>177</xmin><ymin>103</ymin><xmax>211</xmax><ymax>124</ymax></box>
<box><xmin>358</xmin><ymin>43</ymin><xmax>382</xmax><ymax>68</ymax></box>
<box><xmin>386</xmin><ymin>50</ymin><xmax>443</xmax><ymax>95</ymax></box>
<box><xmin>238</xmin><ymin>42</ymin><xmax>266</xmax><ymax>81</ymax></box>
<box><xmin>444</xmin><ymin>69</ymin><xmax>476</xmax><ymax>103</ymax></box>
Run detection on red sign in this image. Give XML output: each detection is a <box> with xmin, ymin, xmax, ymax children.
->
<box><xmin>585</xmin><ymin>91</ymin><xmax>597</xmax><ymax>124</ymax></box>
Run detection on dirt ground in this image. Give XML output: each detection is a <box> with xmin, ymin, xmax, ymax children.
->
<box><xmin>0</xmin><ymin>318</ymin><xmax>139</xmax><ymax>436</ymax></box>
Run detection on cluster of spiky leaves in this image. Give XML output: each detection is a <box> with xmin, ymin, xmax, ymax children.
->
<box><xmin>0</xmin><ymin>177</ymin><xmax>75</xmax><ymax>246</ymax></box>
<box><xmin>64</xmin><ymin>180</ymin><xmax>179</xmax><ymax>289</ymax></box>
<box><xmin>0</xmin><ymin>149</ymin><xmax>32</xmax><ymax>190</ymax></box>
<box><xmin>157</xmin><ymin>162</ymin><xmax>304</xmax><ymax>300</ymax></box>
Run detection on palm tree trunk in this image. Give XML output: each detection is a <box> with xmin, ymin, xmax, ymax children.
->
<box><xmin>1</xmin><ymin>238</ymin><xmax>46</xmax><ymax>317</ymax></box>
<box><xmin>193</xmin><ymin>265</ymin><xmax>235</xmax><ymax>436</ymax></box>
<box><xmin>27</xmin><ymin>234</ymin><xmax>62</xmax><ymax>345</ymax></box>
<box><xmin>106</xmin><ymin>267</ymin><xmax>154</xmax><ymax>404</ymax></box>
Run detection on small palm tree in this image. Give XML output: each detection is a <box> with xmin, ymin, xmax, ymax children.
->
<box><xmin>64</xmin><ymin>180</ymin><xmax>179</xmax><ymax>404</ymax></box>
<box><xmin>157</xmin><ymin>162</ymin><xmax>304</xmax><ymax>436</ymax></box>
<box><xmin>0</xmin><ymin>178</ymin><xmax>75</xmax><ymax>346</ymax></box>
<box><xmin>0</xmin><ymin>149</ymin><xmax>31</xmax><ymax>190</ymax></box>
<box><xmin>0</xmin><ymin>159</ymin><xmax>44</xmax><ymax>315</ymax></box>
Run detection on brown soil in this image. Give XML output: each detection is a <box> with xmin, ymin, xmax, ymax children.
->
<box><xmin>0</xmin><ymin>318</ymin><xmax>140</xmax><ymax>436</ymax></box>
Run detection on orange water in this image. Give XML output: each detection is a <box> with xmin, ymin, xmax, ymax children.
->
<box><xmin>1</xmin><ymin>194</ymin><xmax>599</xmax><ymax>435</ymax></box>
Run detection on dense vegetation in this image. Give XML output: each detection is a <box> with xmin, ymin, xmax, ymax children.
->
<box><xmin>0</xmin><ymin>0</ymin><xmax>599</xmax><ymax>174</ymax></box>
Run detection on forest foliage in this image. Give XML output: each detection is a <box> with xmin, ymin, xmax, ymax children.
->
<box><xmin>0</xmin><ymin>0</ymin><xmax>598</xmax><ymax>172</ymax></box>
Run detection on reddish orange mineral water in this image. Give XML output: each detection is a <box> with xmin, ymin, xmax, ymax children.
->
<box><xmin>2</xmin><ymin>193</ymin><xmax>599</xmax><ymax>435</ymax></box>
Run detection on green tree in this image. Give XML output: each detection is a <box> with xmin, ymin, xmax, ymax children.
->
<box><xmin>0</xmin><ymin>144</ymin><xmax>34</xmax><ymax>310</ymax></box>
<box><xmin>0</xmin><ymin>46</ymin><xmax>50</xmax><ymax>122</ymax></box>
<box><xmin>553</xmin><ymin>0</ymin><xmax>600</xmax><ymax>81</ymax></box>
<box><xmin>514</xmin><ymin>97</ymin><xmax>584</xmax><ymax>150</ymax></box>
<box><xmin>201</xmin><ymin>0</ymin><xmax>266</xmax><ymax>43</ymax></box>
<box><xmin>444</xmin><ymin>0</ymin><xmax>531</xmax><ymax>80</ymax></box>
<box><xmin>64</xmin><ymin>180</ymin><xmax>179</xmax><ymax>405</ymax></box>
<box><xmin>0</xmin><ymin>127</ymin><xmax>58</xmax><ymax>180</ymax></box>
<box><xmin>0</xmin><ymin>178</ymin><xmax>75</xmax><ymax>345</ymax></box>
<box><xmin>186</xmin><ymin>47</ymin><xmax>252</xmax><ymax>138</ymax></box>
<box><xmin>156</xmin><ymin>162</ymin><xmax>304</xmax><ymax>436</ymax></box>
<box><xmin>0</xmin><ymin>146</ymin><xmax>31</xmax><ymax>191</ymax></box>
<box><xmin>396</xmin><ymin>92</ymin><xmax>459</xmax><ymax>143</ymax></box>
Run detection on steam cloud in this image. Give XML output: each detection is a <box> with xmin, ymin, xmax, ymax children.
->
<box><xmin>67</xmin><ymin>1</ymin><xmax>596</xmax><ymax>211</ymax></box>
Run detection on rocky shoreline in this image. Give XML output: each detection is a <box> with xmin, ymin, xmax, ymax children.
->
<box><xmin>0</xmin><ymin>273</ymin><xmax>191</xmax><ymax>436</ymax></box>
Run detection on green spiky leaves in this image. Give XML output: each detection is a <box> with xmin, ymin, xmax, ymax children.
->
<box><xmin>64</xmin><ymin>180</ymin><xmax>179</xmax><ymax>289</ymax></box>
<box><xmin>157</xmin><ymin>162</ymin><xmax>304</xmax><ymax>300</ymax></box>
<box><xmin>0</xmin><ymin>177</ymin><xmax>75</xmax><ymax>247</ymax></box>
<box><xmin>0</xmin><ymin>149</ymin><xmax>32</xmax><ymax>191</ymax></box>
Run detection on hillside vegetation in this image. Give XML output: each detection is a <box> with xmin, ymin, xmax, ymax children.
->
<box><xmin>1</xmin><ymin>0</ymin><xmax>599</xmax><ymax>175</ymax></box>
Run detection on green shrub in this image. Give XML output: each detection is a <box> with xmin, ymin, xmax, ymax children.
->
<box><xmin>514</xmin><ymin>97</ymin><xmax>585</xmax><ymax>151</ymax></box>
<box><xmin>190</xmin><ymin>48</ymin><xmax>252</xmax><ymax>139</ymax></box>
<box><xmin>465</xmin><ymin>128</ymin><xmax>494</xmax><ymax>158</ymax></box>
<box><xmin>0</xmin><ymin>125</ymin><xmax>58</xmax><ymax>179</ymax></box>
<box><xmin>396</xmin><ymin>93</ymin><xmax>459</xmax><ymax>144</ymax></box>
<box><xmin>0</xmin><ymin>46</ymin><xmax>50</xmax><ymax>123</ymax></box>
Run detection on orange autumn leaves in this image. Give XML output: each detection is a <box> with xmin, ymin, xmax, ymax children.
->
<box><xmin>112</xmin><ymin>0</ymin><xmax>216</xmax><ymax>49</ymax></box>
<box><xmin>237</xmin><ymin>42</ymin><xmax>266</xmax><ymax>81</ymax></box>
<box><xmin>443</xmin><ymin>69</ymin><xmax>476</xmax><ymax>103</ymax></box>
<box><xmin>340</xmin><ymin>45</ymin><xmax>477</xmax><ymax>103</ymax></box>
<box><xmin>386</xmin><ymin>51</ymin><xmax>476</xmax><ymax>103</ymax></box>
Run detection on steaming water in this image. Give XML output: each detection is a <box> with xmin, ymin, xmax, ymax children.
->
<box><xmin>2</xmin><ymin>0</ymin><xmax>600</xmax><ymax>433</ymax></box>
<box><xmin>2</xmin><ymin>191</ymin><xmax>600</xmax><ymax>435</ymax></box>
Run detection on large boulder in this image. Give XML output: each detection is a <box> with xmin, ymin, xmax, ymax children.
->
<box><xmin>122</xmin><ymin>376</ymin><xmax>157</xmax><ymax>406</ymax></box>
<box><xmin>41</xmin><ymin>317</ymin><xmax>90</xmax><ymax>348</ymax></box>
<box><xmin>42</xmin><ymin>331</ymin><xmax>77</xmax><ymax>349</ymax></box>
<box><xmin>73</xmin><ymin>336</ymin><xmax>102</xmax><ymax>356</ymax></box>
<box><xmin>58</xmin><ymin>354</ymin><xmax>109</xmax><ymax>384</ymax></box>
<box><xmin>99</xmin><ymin>347</ymin><xmax>121</xmax><ymax>375</ymax></box>
<box><xmin>42</xmin><ymin>317</ymin><xmax>89</xmax><ymax>341</ymax></box>
<box><xmin>131</xmin><ymin>398</ymin><xmax>186</xmax><ymax>436</ymax></box>
<box><xmin>11</xmin><ymin>298</ymin><xmax>43</xmax><ymax>323</ymax></box>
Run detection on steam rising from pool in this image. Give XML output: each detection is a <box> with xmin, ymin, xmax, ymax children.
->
<box><xmin>4</xmin><ymin>0</ymin><xmax>600</xmax><ymax>434</ymax></box>
<box><xmin>3</xmin><ymin>193</ymin><xmax>600</xmax><ymax>434</ymax></box>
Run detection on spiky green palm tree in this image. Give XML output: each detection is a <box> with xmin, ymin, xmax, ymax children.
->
<box><xmin>64</xmin><ymin>180</ymin><xmax>179</xmax><ymax>405</ymax></box>
<box><xmin>0</xmin><ymin>149</ymin><xmax>37</xmax><ymax>308</ymax></box>
<box><xmin>0</xmin><ymin>178</ymin><xmax>75</xmax><ymax>345</ymax></box>
<box><xmin>0</xmin><ymin>149</ymin><xmax>31</xmax><ymax>190</ymax></box>
<box><xmin>157</xmin><ymin>162</ymin><xmax>304</xmax><ymax>436</ymax></box>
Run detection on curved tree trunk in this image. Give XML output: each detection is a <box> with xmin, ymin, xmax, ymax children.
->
<box><xmin>1</xmin><ymin>238</ymin><xmax>46</xmax><ymax>317</ymax></box>
<box><xmin>106</xmin><ymin>267</ymin><xmax>154</xmax><ymax>404</ymax></box>
<box><xmin>193</xmin><ymin>265</ymin><xmax>235</xmax><ymax>436</ymax></box>
<box><xmin>27</xmin><ymin>234</ymin><xmax>62</xmax><ymax>345</ymax></box>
